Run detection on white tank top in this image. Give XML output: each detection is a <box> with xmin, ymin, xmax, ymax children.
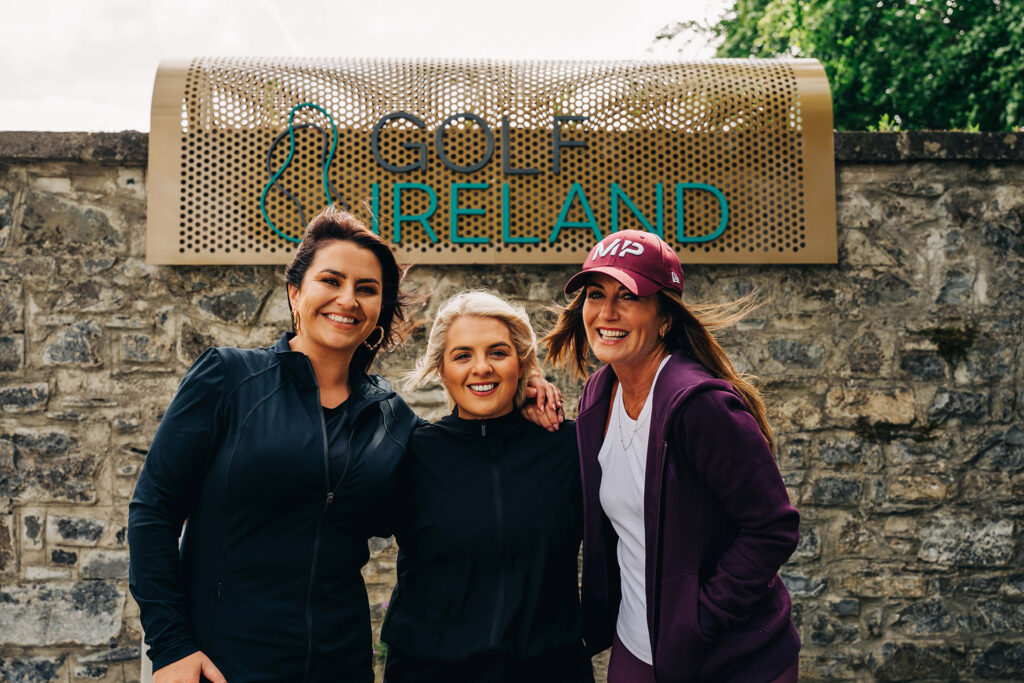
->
<box><xmin>597</xmin><ymin>356</ymin><xmax>670</xmax><ymax>665</ymax></box>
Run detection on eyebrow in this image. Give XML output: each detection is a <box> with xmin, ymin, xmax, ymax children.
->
<box><xmin>316</xmin><ymin>269</ymin><xmax>381</xmax><ymax>285</ymax></box>
<box><xmin>448</xmin><ymin>342</ymin><xmax>513</xmax><ymax>354</ymax></box>
<box><xmin>586</xmin><ymin>282</ymin><xmax>628</xmax><ymax>294</ymax></box>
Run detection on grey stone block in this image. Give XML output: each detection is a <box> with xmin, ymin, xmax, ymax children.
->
<box><xmin>937</xmin><ymin>270</ymin><xmax>974</xmax><ymax>305</ymax></box>
<box><xmin>0</xmin><ymin>334</ymin><xmax>24</xmax><ymax>372</ymax></box>
<box><xmin>918</xmin><ymin>516</ymin><xmax>1015</xmax><ymax>567</ymax></box>
<box><xmin>895</xmin><ymin>598</ymin><xmax>957</xmax><ymax>634</ymax></box>
<box><xmin>973</xmin><ymin>641</ymin><xmax>1024</xmax><ymax>678</ymax></box>
<box><xmin>21</xmin><ymin>190</ymin><xmax>124</xmax><ymax>251</ymax></box>
<box><xmin>0</xmin><ymin>581</ymin><xmax>125</xmax><ymax>645</ymax></box>
<box><xmin>928</xmin><ymin>390</ymin><xmax>987</xmax><ymax>423</ymax></box>
<box><xmin>0</xmin><ymin>383</ymin><xmax>48</xmax><ymax>413</ymax></box>
<box><xmin>197</xmin><ymin>289</ymin><xmax>263</xmax><ymax>324</ymax></box>
<box><xmin>79</xmin><ymin>550</ymin><xmax>128</xmax><ymax>579</ymax></box>
<box><xmin>0</xmin><ymin>514</ymin><xmax>13</xmax><ymax>573</ymax></box>
<box><xmin>977</xmin><ymin>427</ymin><xmax>1024</xmax><ymax>471</ymax></box>
<box><xmin>0</xmin><ymin>280</ymin><xmax>23</xmax><ymax>333</ymax></box>
<box><xmin>809</xmin><ymin>477</ymin><xmax>863</xmax><ymax>505</ymax></box>
<box><xmin>41</xmin><ymin>320</ymin><xmax>102</xmax><ymax>366</ymax></box>
<box><xmin>770</xmin><ymin>338</ymin><xmax>825</xmax><ymax>368</ymax></box>
<box><xmin>0</xmin><ymin>655</ymin><xmax>66</xmax><ymax>683</ymax></box>
<box><xmin>77</xmin><ymin>646</ymin><xmax>139</xmax><ymax>664</ymax></box>
<box><xmin>780</xmin><ymin>572</ymin><xmax>827</xmax><ymax>596</ymax></box>
<box><xmin>47</xmin><ymin>515</ymin><xmax>105</xmax><ymax>545</ymax></box>
<box><xmin>831</xmin><ymin>598</ymin><xmax>860</xmax><ymax>616</ymax></box>
<box><xmin>898</xmin><ymin>350</ymin><xmax>946</xmax><ymax>379</ymax></box>
<box><xmin>808</xmin><ymin>612</ymin><xmax>860</xmax><ymax>645</ymax></box>
<box><xmin>870</xmin><ymin>642</ymin><xmax>963</xmax><ymax>681</ymax></box>
<box><xmin>50</xmin><ymin>548</ymin><xmax>77</xmax><ymax>565</ymax></box>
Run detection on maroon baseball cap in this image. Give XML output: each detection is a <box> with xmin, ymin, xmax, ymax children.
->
<box><xmin>564</xmin><ymin>230</ymin><xmax>684</xmax><ymax>296</ymax></box>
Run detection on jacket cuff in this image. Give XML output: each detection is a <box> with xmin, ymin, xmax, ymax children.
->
<box><xmin>149</xmin><ymin>640</ymin><xmax>201</xmax><ymax>673</ymax></box>
<box><xmin>697</xmin><ymin>603</ymin><xmax>724</xmax><ymax>640</ymax></box>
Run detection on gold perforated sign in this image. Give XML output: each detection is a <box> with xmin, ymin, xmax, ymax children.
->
<box><xmin>148</xmin><ymin>58</ymin><xmax>835</xmax><ymax>264</ymax></box>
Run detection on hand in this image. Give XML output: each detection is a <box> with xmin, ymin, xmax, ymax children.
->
<box><xmin>154</xmin><ymin>651</ymin><xmax>227</xmax><ymax>683</ymax></box>
<box><xmin>521</xmin><ymin>374</ymin><xmax>564</xmax><ymax>432</ymax></box>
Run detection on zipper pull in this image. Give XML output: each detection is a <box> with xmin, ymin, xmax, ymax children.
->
<box><xmin>217</xmin><ymin>582</ymin><xmax>222</xmax><ymax>598</ymax></box>
<box><xmin>326</xmin><ymin>492</ymin><xmax>334</xmax><ymax>504</ymax></box>
<box><xmin>482</xmin><ymin>423</ymin><xmax>487</xmax><ymax>437</ymax></box>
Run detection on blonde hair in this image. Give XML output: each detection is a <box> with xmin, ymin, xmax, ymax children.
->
<box><xmin>406</xmin><ymin>290</ymin><xmax>542</xmax><ymax>410</ymax></box>
<box><xmin>542</xmin><ymin>286</ymin><xmax>775</xmax><ymax>451</ymax></box>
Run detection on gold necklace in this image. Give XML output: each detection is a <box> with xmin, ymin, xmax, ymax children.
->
<box><xmin>621</xmin><ymin>390</ymin><xmax>648</xmax><ymax>417</ymax></box>
<box><xmin>616</xmin><ymin>388</ymin><xmax>649</xmax><ymax>451</ymax></box>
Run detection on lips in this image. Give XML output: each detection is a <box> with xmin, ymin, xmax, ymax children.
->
<box><xmin>597</xmin><ymin>328</ymin><xmax>628</xmax><ymax>340</ymax></box>
<box><xmin>323</xmin><ymin>312</ymin><xmax>359</xmax><ymax>325</ymax></box>
<box><xmin>467</xmin><ymin>382</ymin><xmax>498</xmax><ymax>394</ymax></box>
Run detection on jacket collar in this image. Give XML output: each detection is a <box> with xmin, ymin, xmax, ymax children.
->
<box><xmin>436</xmin><ymin>408</ymin><xmax>527</xmax><ymax>436</ymax></box>
<box><xmin>577</xmin><ymin>350</ymin><xmax>725</xmax><ymax>428</ymax></box>
<box><xmin>271</xmin><ymin>332</ymin><xmax>396</xmax><ymax>411</ymax></box>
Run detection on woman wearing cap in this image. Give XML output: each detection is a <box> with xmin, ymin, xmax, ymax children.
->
<box><xmin>544</xmin><ymin>229</ymin><xmax>800</xmax><ymax>683</ymax></box>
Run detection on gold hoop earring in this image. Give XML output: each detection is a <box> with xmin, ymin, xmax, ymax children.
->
<box><xmin>292</xmin><ymin>310</ymin><xmax>300</xmax><ymax>333</ymax></box>
<box><xmin>363</xmin><ymin>326</ymin><xmax>385</xmax><ymax>352</ymax></box>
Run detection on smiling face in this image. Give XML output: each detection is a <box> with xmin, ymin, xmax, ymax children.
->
<box><xmin>287</xmin><ymin>239</ymin><xmax>383</xmax><ymax>360</ymax></box>
<box><xmin>440</xmin><ymin>315</ymin><xmax>524</xmax><ymax>421</ymax></box>
<box><xmin>583</xmin><ymin>273</ymin><xmax>669</xmax><ymax>371</ymax></box>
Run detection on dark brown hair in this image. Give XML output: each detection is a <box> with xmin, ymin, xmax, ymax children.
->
<box><xmin>542</xmin><ymin>284</ymin><xmax>775</xmax><ymax>451</ymax></box>
<box><xmin>284</xmin><ymin>206</ymin><xmax>410</xmax><ymax>374</ymax></box>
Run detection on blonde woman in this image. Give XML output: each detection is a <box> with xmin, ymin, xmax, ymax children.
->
<box><xmin>381</xmin><ymin>291</ymin><xmax>593</xmax><ymax>683</ymax></box>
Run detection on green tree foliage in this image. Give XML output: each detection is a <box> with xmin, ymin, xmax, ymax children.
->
<box><xmin>659</xmin><ymin>0</ymin><xmax>1023</xmax><ymax>131</ymax></box>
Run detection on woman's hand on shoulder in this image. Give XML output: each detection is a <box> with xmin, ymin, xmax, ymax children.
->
<box><xmin>521</xmin><ymin>374</ymin><xmax>564</xmax><ymax>432</ymax></box>
<box><xmin>154</xmin><ymin>651</ymin><xmax>227</xmax><ymax>683</ymax></box>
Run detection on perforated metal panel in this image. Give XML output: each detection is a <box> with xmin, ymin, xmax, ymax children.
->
<box><xmin>148</xmin><ymin>58</ymin><xmax>835</xmax><ymax>264</ymax></box>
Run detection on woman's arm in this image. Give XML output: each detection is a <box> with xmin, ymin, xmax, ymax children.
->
<box><xmin>128</xmin><ymin>348</ymin><xmax>226</xmax><ymax>672</ymax></box>
<box><xmin>674</xmin><ymin>389</ymin><xmax>800</xmax><ymax>631</ymax></box>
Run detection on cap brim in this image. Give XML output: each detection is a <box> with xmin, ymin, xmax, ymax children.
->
<box><xmin>563</xmin><ymin>266</ymin><xmax>663</xmax><ymax>296</ymax></box>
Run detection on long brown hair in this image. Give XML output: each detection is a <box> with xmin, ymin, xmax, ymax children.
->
<box><xmin>284</xmin><ymin>206</ymin><xmax>411</xmax><ymax>374</ymax></box>
<box><xmin>542</xmin><ymin>286</ymin><xmax>775</xmax><ymax>451</ymax></box>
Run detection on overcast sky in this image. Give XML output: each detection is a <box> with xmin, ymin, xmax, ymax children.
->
<box><xmin>0</xmin><ymin>0</ymin><xmax>726</xmax><ymax>131</ymax></box>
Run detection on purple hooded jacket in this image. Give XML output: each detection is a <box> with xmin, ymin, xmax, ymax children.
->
<box><xmin>576</xmin><ymin>350</ymin><xmax>800</xmax><ymax>682</ymax></box>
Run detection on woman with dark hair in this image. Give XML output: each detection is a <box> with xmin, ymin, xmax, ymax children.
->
<box><xmin>128</xmin><ymin>208</ymin><xmax>562</xmax><ymax>683</ymax></box>
<box><xmin>544</xmin><ymin>229</ymin><xmax>800</xmax><ymax>683</ymax></box>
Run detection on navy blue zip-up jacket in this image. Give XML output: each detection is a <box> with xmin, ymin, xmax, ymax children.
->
<box><xmin>128</xmin><ymin>333</ymin><xmax>419</xmax><ymax>682</ymax></box>
<box><xmin>381</xmin><ymin>411</ymin><xmax>592</xmax><ymax>681</ymax></box>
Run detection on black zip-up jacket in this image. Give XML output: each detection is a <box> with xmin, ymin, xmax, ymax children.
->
<box><xmin>381</xmin><ymin>411</ymin><xmax>591</xmax><ymax>680</ymax></box>
<box><xmin>128</xmin><ymin>333</ymin><xmax>419</xmax><ymax>682</ymax></box>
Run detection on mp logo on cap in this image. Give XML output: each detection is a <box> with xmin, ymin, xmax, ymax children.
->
<box><xmin>591</xmin><ymin>238</ymin><xmax>644</xmax><ymax>260</ymax></box>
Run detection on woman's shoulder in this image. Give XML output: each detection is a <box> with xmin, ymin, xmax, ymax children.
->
<box><xmin>509</xmin><ymin>416</ymin><xmax>579</xmax><ymax>457</ymax></box>
<box><xmin>178</xmin><ymin>344</ymin><xmax>291</xmax><ymax>408</ymax></box>
<box><xmin>578</xmin><ymin>365</ymin><xmax>616</xmax><ymax>412</ymax></box>
<box><xmin>658</xmin><ymin>352</ymin><xmax>739</xmax><ymax>405</ymax></box>
<box><xmin>187</xmin><ymin>343</ymin><xmax>279</xmax><ymax>379</ymax></box>
<box><xmin>361</xmin><ymin>373</ymin><xmax>422</xmax><ymax>430</ymax></box>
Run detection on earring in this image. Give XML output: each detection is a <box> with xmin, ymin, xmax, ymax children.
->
<box><xmin>363</xmin><ymin>325</ymin><xmax>385</xmax><ymax>352</ymax></box>
<box><xmin>292</xmin><ymin>310</ymin><xmax>300</xmax><ymax>333</ymax></box>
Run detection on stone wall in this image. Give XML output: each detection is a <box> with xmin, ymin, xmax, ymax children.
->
<box><xmin>0</xmin><ymin>131</ymin><xmax>1022</xmax><ymax>682</ymax></box>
